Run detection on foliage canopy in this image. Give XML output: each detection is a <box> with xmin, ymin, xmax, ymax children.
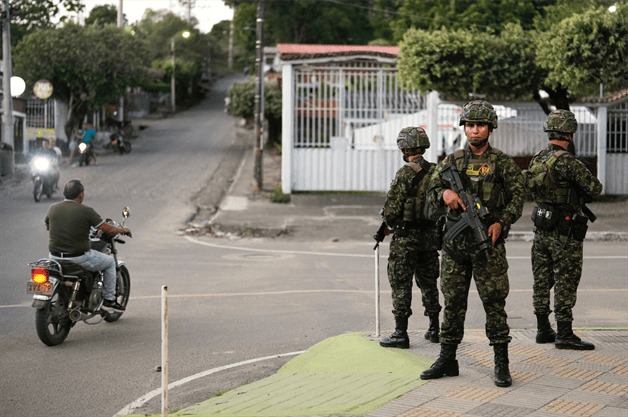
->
<box><xmin>13</xmin><ymin>22</ymin><xmax>150</xmax><ymax>136</ymax></box>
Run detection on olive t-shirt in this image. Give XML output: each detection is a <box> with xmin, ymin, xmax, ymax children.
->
<box><xmin>45</xmin><ymin>200</ymin><xmax>104</xmax><ymax>253</ymax></box>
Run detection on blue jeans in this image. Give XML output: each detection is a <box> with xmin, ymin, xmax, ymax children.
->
<box><xmin>49</xmin><ymin>250</ymin><xmax>117</xmax><ymax>300</ymax></box>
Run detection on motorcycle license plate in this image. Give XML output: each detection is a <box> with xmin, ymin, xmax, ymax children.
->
<box><xmin>27</xmin><ymin>282</ymin><xmax>53</xmax><ymax>296</ymax></box>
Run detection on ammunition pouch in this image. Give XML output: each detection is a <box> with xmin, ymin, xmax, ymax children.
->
<box><xmin>557</xmin><ymin>212</ymin><xmax>589</xmax><ymax>242</ymax></box>
<box><xmin>532</xmin><ymin>206</ymin><xmax>559</xmax><ymax>232</ymax></box>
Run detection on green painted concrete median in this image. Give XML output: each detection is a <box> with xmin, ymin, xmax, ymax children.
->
<box><xmin>123</xmin><ymin>332</ymin><xmax>432</xmax><ymax>417</ymax></box>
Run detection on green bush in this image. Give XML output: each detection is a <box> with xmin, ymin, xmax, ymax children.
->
<box><xmin>227</xmin><ymin>78</ymin><xmax>282</xmax><ymax>121</ymax></box>
<box><xmin>270</xmin><ymin>186</ymin><xmax>290</xmax><ymax>204</ymax></box>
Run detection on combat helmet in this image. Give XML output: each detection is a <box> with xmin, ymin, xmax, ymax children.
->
<box><xmin>459</xmin><ymin>100</ymin><xmax>498</xmax><ymax>129</ymax></box>
<box><xmin>397</xmin><ymin>127</ymin><xmax>430</xmax><ymax>150</ymax></box>
<box><xmin>544</xmin><ymin>109</ymin><xmax>577</xmax><ymax>140</ymax></box>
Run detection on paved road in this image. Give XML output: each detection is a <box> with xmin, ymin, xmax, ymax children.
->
<box><xmin>1</xmin><ymin>77</ymin><xmax>626</xmax><ymax>417</ymax></box>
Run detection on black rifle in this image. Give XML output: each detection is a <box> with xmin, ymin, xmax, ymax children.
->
<box><xmin>441</xmin><ymin>164</ymin><xmax>493</xmax><ymax>262</ymax></box>
<box><xmin>373</xmin><ymin>221</ymin><xmax>387</xmax><ymax>250</ymax></box>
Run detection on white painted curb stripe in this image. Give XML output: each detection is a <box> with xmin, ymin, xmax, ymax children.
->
<box><xmin>114</xmin><ymin>350</ymin><xmax>306</xmax><ymax>416</ymax></box>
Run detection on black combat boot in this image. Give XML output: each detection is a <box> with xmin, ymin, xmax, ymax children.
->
<box><xmin>535</xmin><ymin>314</ymin><xmax>556</xmax><ymax>344</ymax></box>
<box><xmin>493</xmin><ymin>344</ymin><xmax>512</xmax><ymax>387</ymax></box>
<box><xmin>555</xmin><ymin>321</ymin><xmax>595</xmax><ymax>350</ymax></box>
<box><xmin>420</xmin><ymin>344</ymin><xmax>459</xmax><ymax>380</ymax></box>
<box><xmin>380</xmin><ymin>316</ymin><xmax>410</xmax><ymax>349</ymax></box>
<box><xmin>424</xmin><ymin>313</ymin><xmax>440</xmax><ymax>343</ymax></box>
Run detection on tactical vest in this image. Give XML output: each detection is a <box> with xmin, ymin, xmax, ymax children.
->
<box><xmin>527</xmin><ymin>149</ymin><xmax>581</xmax><ymax>206</ymax></box>
<box><xmin>402</xmin><ymin>158</ymin><xmax>437</xmax><ymax>223</ymax></box>
<box><xmin>452</xmin><ymin>148</ymin><xmax>506</xmax><ymax>209</ymax></box>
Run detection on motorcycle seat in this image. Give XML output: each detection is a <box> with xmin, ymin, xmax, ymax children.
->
<box><xmin>57</xmin><ymin>260</ymin><xmax>88</xmax><ymax>277</ymax></box>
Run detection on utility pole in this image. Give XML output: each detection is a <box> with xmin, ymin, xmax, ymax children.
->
<box><xmin>228</xmin><ymin>19</ymin><xmax>234</xmax><ymax>70</ymax></box>
<box><xmin>117</xmin><ymin>0</ymin><xmax>124</xmax><ymax>123</ymax></box>
<box><xmin>253</xmin><ymin>0</ymin><xmax>264</xmax><ymax>192</ymax></box>
<box><xmin>2</xmin><ymin>0</ymin><xmax>15</xmax><ymax>173</ymax></box>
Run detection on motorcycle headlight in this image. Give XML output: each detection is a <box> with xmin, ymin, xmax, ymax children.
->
<box><xmin>79</xmin><ymin>142</ymin><xmax>87</xmax><ymax>152</ymax></box>
<box><xmin>33</xmin><ymin>157</ymin><xmax>51</xmax><ymax>171</ymax></box>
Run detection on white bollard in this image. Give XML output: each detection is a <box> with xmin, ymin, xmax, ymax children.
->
<box><xmin>375</xmin><ymin>246</ymin><xmax>380</xmax><ymax>338</ymax></box>
<box><xmin>162</xmin><ymin>285</ymin><xmax>169</xmax><ymax>417</ymax></box>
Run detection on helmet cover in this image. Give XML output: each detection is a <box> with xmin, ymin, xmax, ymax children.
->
<box><xmin>544</xmin><ymin>110</ymin><xmax>577</xmax><ymax>138</ymax></box>
<box><xmin>459</xmin><ymin>100</ymin><xmax>498</xmax><ymax>129</ymax></box>
<box><xmin>396</xmin><ymin>127</ymin><xmax>430</xmax><ymax>150</ymax></box>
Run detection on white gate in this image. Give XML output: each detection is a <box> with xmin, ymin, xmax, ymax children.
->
<box><xmin>282</xmin><ymin>64</ymin><xmax>428</xmax><ymax>193</ymax></box>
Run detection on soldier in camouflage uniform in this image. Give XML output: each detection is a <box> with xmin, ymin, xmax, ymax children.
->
<box><xmin>421</xmin><ymin>101</ymin><xmax>525</xmax><ymax>388</ymax></box>
<box><xmin>379</xmin><ymin>127</ymin><xmax>442</xmax><ymax>349</ymax></box>
<box><xmin>526</xmin><ymin>110</ymin><xmax>602</xmax><ymax>350</ymax></box>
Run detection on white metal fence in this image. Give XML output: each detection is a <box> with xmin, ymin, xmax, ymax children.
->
<box><xmin>284</xmin><ymin>65</ymin><xmax>428</xmax><ymax>192</ymax></box>
<box><xmin>282</xmin><ymin>65</ymin><xmax>627</xmax><ymax>194</ymax></box>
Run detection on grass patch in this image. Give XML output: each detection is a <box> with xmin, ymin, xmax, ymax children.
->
<box><xmin>270</xmin><ymin>186</ymin><xmax>290</xmax><ymax>204</ymax></box>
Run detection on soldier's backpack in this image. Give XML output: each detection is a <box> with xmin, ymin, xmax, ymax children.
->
<box><xmin>402</xmin><ymin>159</ymin><xmax>445</xmax><ymax>222</ymax></box>
<box><xmin>527</xmin><ymin>149</ymin><xmax>579</xmax><ymax>206</ymax></box>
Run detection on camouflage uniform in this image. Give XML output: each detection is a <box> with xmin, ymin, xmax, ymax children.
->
<box><xmin>428</xmin><ymin>146</ymin><xmax>525</xmax><ymax>346</ymax></box>
<box><xmin>528</xmin><ymin>144</ymin><xmax>602</xmax><ymax>323</ymax></box>
<box><xmin>384</xmin><ymin>158</ymin><xmax>441</xmax><ymax>321</ymax></box>
<box><xmin>379</xmin><ymin>127</ymin><xmax>442</xmax><ymax>349</ymax></box>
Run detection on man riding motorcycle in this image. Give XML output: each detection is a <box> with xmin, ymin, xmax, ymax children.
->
<box><xmin>33</xmin><ymin>139</ymin><xmax>61</xmax><ymax>190</ymax></box>
<box><xmin>45</xmin><ymin>179</ymin><xmax>132</xmax><ymax>310</ymax></box>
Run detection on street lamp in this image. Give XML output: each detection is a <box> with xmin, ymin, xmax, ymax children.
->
<box><xmin>171</xmin><ymin>31</ymin><xmax>190</xmax><ymax>113</ymax></box>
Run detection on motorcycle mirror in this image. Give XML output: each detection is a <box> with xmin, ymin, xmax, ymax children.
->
<box><xmin>122</xmin><ymin>207</ymin><xmax>131</xmax><ymax>219</ymax></box>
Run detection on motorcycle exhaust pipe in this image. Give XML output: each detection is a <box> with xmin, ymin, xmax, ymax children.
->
<box><xmin>69</xmin><ymin>308</ymin><xmax>83</xmax><ymax>322</ymax></box>
<box><xmin>69</xmin><ymin>308</ymin><xmax>108</xmax><ymax>322</ymax></box>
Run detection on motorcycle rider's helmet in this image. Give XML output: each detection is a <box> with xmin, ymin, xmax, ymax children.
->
<box><xmin>544</xmin><ymin>109</ymin><xmax>577</xmax><ymax>140</ymax></box>
<box><xmin>459</xmin><ymin>100</ymin><xmax>498</xmax><ymax>130</ymax></box>
<box><xmin>63</xmin><ymin>179</ymin><xmax>84</xmax><ymax>199</ymax></box>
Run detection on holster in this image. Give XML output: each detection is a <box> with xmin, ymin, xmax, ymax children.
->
<box><xmin>558</xmin><ymin>212</ymin><xmax>589</xmax><ymax>242</ymax></box>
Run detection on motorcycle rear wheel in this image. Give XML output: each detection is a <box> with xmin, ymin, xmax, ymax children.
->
<box><xmin>35</xmin><ymin>287</ymin><xmax>72</xmax><ymax>346</ymax></box>
<box><xmin>104</xmin><ymin>265</ymin><xmax>131</xmax><ymax>322</ymax></box>
<box><xmin>33</xmin><ymin>180</ymin><xmax>43</xmax><ymax>202</ymax></box>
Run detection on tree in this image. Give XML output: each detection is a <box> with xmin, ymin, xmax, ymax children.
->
<box><xmin>535</xmin><ymin>2</ymin><xmax>627</xmax><ymax>98</ymax></box>
<box><xmin>4</xmin><ymin>0</ymin><xmax>84</xmax><ymax>50</ymax></box>
<box><xmin>13</xmin><ymin>22</ymin><xmax>150</xmax><ymax>138</ymax></box>
<box><xmin>229</xmin><ymin>0</ymin><xmax>376</xmax><ymax>68</ymax></box>
<box><xmin>398</xmin><ymin>24</ymin><xmax>542</xmax><ymax>101</ymax></box>
<box><xmin>85</xmin><ymin>4</ymin><xmax>119</xmax><ymax>26</ymax></box>
<box><xmin>397</xmin><ymin>2</ymin><xmax>626</xmax><ymax>112</ymax></box>
<box><xmin>133</xmin><ymin>10</ymin><xmax>210</xmax><ymax>106</ymax></box>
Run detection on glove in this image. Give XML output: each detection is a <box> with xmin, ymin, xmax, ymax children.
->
<box><xmin>443</xmin><ymin>190</ymin><xmax>466</xmax><ymax>210</ymax></box>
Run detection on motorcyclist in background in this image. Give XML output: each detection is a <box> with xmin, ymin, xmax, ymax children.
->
<box><xmin>80</xmin><ymin>123</ymin><xmax>98</xmax><ymax>165</ymax></box>
<box><xmin>33</xmin><ymin>139</ymin><xmax>60</xmax><ymax>190</ymax></box>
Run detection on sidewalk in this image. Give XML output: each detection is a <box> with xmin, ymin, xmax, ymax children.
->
<box><xmin>145</xmin><ymin>139</ymin><xmax>628</xmax><ymax>417</ymax></box>
<box><xmin>121</xmin><ymin>329</ymin><xmax>628</xmax><ymax>417</ymax></box>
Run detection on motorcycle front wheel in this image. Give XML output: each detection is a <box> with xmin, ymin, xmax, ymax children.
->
<box><xmin>35</xmin><ymin>287</ymin><xmax>71</xmax><ymax>346</ymax></box>
<box><xmin>33</xmin><ymin>179</ymin><xmax>43</xmax><ymax>202</ymax></box>
<box><xmin>122</xmin><ymin>141</ymin><xmax>132</xmax><ymax>154</ymax></box>
<box><xmin>104</xmin><ymin>265</ymin><xmax>131</xmax><ymax>322</ymax></box>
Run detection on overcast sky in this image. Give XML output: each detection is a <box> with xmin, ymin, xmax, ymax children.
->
<box><xmin>77</xmin><ymin>0</ymin><xmax>234</xmax><ymax>33</ymax></box>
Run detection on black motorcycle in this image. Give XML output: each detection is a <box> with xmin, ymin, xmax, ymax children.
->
<box><xmin>27</xmin><ymin>207</ymin><xmax>132</xmax><ymax>346</ymax></box>
<box><xmin>29</xmin><ymin>153</ymin><xmax>56</xmax><ymax>202</ymax></box>
<box><xmin>110</xmin><ymin>129</ymin><xmax>132</xmax><ymax>155</ymax></box>
<box><xmin>78</xmin><ymin>141</ymin><xmax>95</xmax><ymax>166</ymax></box>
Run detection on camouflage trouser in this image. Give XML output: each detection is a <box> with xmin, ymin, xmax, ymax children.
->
<box><xmin>440</xmin><ymin>230</ymin><xmax>511</xmax><ymax>346</ymax></box>
<box><xmin>531</xmin><ymin>229</ymin><xmax>583</xmax><ymax>323</ymax></box>
<box><xmin>387</xmin><ymin>229</ymin><xmax>441</xmax><ymax>320</ymax></box>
